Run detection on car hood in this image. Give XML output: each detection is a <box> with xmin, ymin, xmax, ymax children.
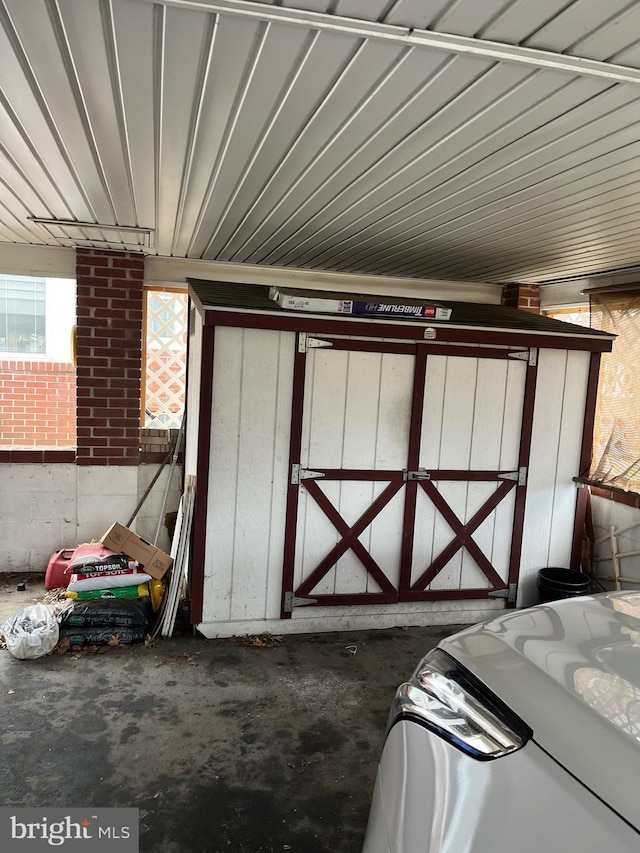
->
<box><xmin>439</xmin><ymin>591</ymin><xmax>640</xmax><ymax>831</ymax></box>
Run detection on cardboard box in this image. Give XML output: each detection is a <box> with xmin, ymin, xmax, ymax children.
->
<box><xmin>269</xmin><ymin>286</ymin><xmax>452</xmax><ymax>320</ymax></box>
<box><xmin>101</xmin><ymin>522</ymin><xmax>173</xmax><ymax>580</ymax></box>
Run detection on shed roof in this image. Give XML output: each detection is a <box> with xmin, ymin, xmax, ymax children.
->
<box><xmin>187</xmin><ymin>278</ymin><xmax>613</xmax><ymax>341</ymax></box>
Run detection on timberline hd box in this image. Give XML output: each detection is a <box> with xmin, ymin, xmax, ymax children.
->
<box><xmin>268</xmin><ymin>286</ymin><xmax>452</xmax><ymax>320</ymax></box>
<box><xmin>101</xmin><ymin>522</ymin><xmax>173</xmax><ymax>580</ymax></box>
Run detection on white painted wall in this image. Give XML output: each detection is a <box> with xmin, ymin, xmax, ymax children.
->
<box><xmin>203</xmin><ymin>326</ymin><xmax>295</xmax><ymax>626</ymax></box>
<box><xmin>0</xmin><ymin>463</ymin><xmax>182</xmax><ymax>573</ymax></box>
<box><xmin>518</xmin><ymin>349</ymin><xmax>590</xmax><ymax>607</ymax></box>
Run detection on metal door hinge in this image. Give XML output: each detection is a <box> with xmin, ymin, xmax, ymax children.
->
<box><xmin>298</xmin><ymin>333</ymin><xmax>333</xmax><ymax>353</ymax></box>
<box><xmin>501</xmin><ymin>467</ymin><xmax>527</xmax><ymax>486</ymax></box>
<box><xmin>404</xmin><ymin>468</ymin><xmax>430</xmax><ymax>481</ymax></box>
<box><xmin>488</xmin><ymin>583</ymin><xmax>517</xmax><ymax>603</ymax></box>
<box><xmin>508</xmin><ymin>348</ymin><xmax>537</xmax><ymax>367</ymax></box>
<box><xmin>291</xmin><ymin>464</ymin><xmax>325</xmax><ymax>485</ymax></box>
<box><xmin>283</xmin><ymin>592</ymin><xmax>318</xmax><ymax>612</ymax></box>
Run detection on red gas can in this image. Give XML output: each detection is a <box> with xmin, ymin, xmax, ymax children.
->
<box><xmin>45</xmin><ymin>549</ymin><xmax>75</xmax><ymax>589</ymax></box>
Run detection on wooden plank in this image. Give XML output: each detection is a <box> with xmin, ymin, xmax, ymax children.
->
<box><xmin>296</xmin><ymin>484</ymin><xmax>340</xmax><ymax>595</ymax></box>
<box><xmin>412</xmin><ymin>353</ymin><xmax>445</xmax><ymax>585</ymax></box>
<box><xmin>436</xmin><ymin>357</ymin><xmax>477</xmax><ymax>589</ymax></box>
<box><xmin>298</xmin><ymin>350</ymin><xmax>348</xmax><ymax>595</ymax></box>
<box><xmin>500</xmin><ymin>359</ymin><xmax>527</xmax><ymax>470</ymax></box>
<box><xmin>196</xmin><ymin>601</ymin><xmax>504</xmax><ymax>637</ymax></box>
<box><xmin>519</xmin><ymin>349</ymin><xmax>570</xmax><ymax>603</ymax></box>
<box><xmin>461</xmin><ymin>482</ymin><xmax>499</xmax><ymax>589</ymax></box>
<box><xmin>462</xmin><ymin>359</ymin><xmax>506</xmax><ymax>587</ymax></box>
<box><xmin>203</xmin><ymin>326</ymin><xmax>243</xmax><ymax>623</ymax></box>
<box><xmin>280</xmin><ymin>341</ymin><xmax>307</xmax><ymax>618</ymax></box>
<box><xmin>264</xmin><ymin>332</ymin><xmax>296</xmax><ymax>620</ymax></box>
<box><xmin>469</xmin><ymin>359</ymin><xmax>508</xmax><ymax>470</ymax></box>
<box><xmin>418</xmin><ymin>354</ymin><xmax>447</xmax><ymax>470</ymax></box>
<box><xmin>373</xmin><ymin>352</ymin><xmax>414</xmax><ymax>470</ymax></box>
<box><xmin>438</xmin><ymin>356</ymin><xmax>478</xmax><ymax>470</ymax></box>
<box><xmin>368</xmin><ymin>481</ymin><xmax>405</xmax><ymax>591</ymax></box>
<box><xmin>231</xmin><ymin>329</ymin><xmax>290</xmax><ymax>621</ymax></box>
<box><xmin>547</xmin><ymin>350</ymin><xmax>590</xmax><ymax>567</ymax></box>
<box><xmin>338</xmin><ymin>351</ymin><xmax>381</xmax><ymax>595</ymax></box>
<box><xmin>491</xmin><ymin>489</ymin><xmax>517</xmax><ymax>584</ymax></box>
<box><xmin>412</xmin><ymin>485</ymin><xmax>440</xmax><ymax>586</ymax></box>
<box><xmin>306</xmin><ymin>349</ymin><xmax>349</xmax><ymax>469</ymax></box>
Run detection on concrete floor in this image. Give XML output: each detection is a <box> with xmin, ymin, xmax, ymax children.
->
<box><xmin>0</xmin><ymin>575</ymin><xmax>461</xmax><ymax>853</ymax></box>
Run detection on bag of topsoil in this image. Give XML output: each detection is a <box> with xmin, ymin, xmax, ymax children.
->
<box><xmin>61</xmin><ymin>599</ymin><xmax>152</xmax><ymax>629</ymax></box>
<box><xmin>59</xmin><ymin>626</ymin><xmax>146</xmax><ymax>646</ymax></box>
<box><xmin>65</xmin><ymin>583</ymin><xmax>150</xmax><ymax>601</ymax></box>
<box><xmin>66</xmin><ymin>568</ymin><xmax>151</xmax><ymax>592</ymax></box>
<box><xmin>70</xmin><ymin>545</ymin><xmax>131</xmax><ymax>573</ymax></box>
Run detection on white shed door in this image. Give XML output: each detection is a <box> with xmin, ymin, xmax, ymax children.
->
<box><xmin>406</xmin><ymin>351</ymin><xmax>527</xmax><ymax>599</ymax></box>
<box><xmin>282</xmin><ymin>337</ymin><xmax>533</xmax><ymax>614</ymax></box>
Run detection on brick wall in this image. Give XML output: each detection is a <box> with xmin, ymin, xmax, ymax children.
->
<box><xmin>0</xmin><ymin>360</ymin><xmax>76</xmax><ymax>448</ymax></box>
<box><xmin>502</xmin><ymin>282</ymin><xmax>541</xmax><ymax>313</ymax></box>
<box><xmin>75</xmin><ymin>248</ymin><xmax>144</xmax><ymax>465</ymax></box>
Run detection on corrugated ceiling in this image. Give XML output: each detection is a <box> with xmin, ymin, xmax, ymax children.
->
<box><xmin>1</xmin><ymin>0</ymin><xmax>640</xmax><ymax>283</ymax></box>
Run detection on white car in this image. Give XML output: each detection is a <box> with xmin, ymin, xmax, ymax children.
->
<box><xmin>363</xmin><ymin>592</ymin><xmax>640</xmax><ymax>852</ymax></box>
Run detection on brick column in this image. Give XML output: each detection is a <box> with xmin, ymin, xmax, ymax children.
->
<box><xmin>502</xmin><ymin>282</ymin><xmax>541</xmax><ymax>314</ymax></box>
<box><xmin>75</xmin><ymin>248</ymin><xmax>144</xmax><ymax>465</ymax></box>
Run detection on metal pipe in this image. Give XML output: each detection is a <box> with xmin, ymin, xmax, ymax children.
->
<box><xmin>153</xmin><ymin>419</ymin><xmax>185</xmax><ymax>546</ymax></box>
<box><xmin>148</xmin><ymin>0</ymin><xmax>640</xmax><ymax>85</ymax></box>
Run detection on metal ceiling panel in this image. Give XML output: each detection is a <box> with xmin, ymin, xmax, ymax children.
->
<box><xmin>314</xmin><ymin>94</ymin><xmax>640</xmax><ymax>274</ymax></box>
<box><xmin>1</xmin><ymin>0</ymin><xmax>640</xmax><ymax>283</ymax></box>
<box><xmin>523</xmin><ymin>0</ymin><xmax>639</xmax><ymax>53</ymax></box>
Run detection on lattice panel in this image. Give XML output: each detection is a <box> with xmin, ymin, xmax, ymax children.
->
<box><xmin>144</xmin><ymin>290</ymin><xmax>187</xmax><ymax>428</ymax></box>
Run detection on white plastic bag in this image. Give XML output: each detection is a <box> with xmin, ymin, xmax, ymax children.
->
<box><xmin>1</xmin><ymin>604</ymin><xmax>60</xmax><ymax>660</ymax></box>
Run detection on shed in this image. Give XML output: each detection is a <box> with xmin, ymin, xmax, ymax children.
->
<box><xmin>185</xmin><ymin>279</ymin><xmax>613</xmax><ymax>639</ymax></box>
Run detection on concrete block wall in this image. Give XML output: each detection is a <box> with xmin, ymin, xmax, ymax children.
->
<box><xmin>0</xmin><ymin>360</ymin><xmax>75</xmax><ymax>447</ymax></box>
<box><xmin>0</xmin><ymin>463</ymin><xmax>181</xmax><ymax>573</ymax></box>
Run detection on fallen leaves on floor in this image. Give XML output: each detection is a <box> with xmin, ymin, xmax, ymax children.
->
<box><xmin>54</xmin><ymin>637</ymin><xmax>71</xmax><ymax>655</ymax></box>
<box><xmin>239</xmin><ymin>634</ymin><xmax>283</xmax><ymax>649</ymax></box>
<box><xmin>42</xmin><ymin>588</ymin><xmax>68</xmax><ymax>605</ymax></box>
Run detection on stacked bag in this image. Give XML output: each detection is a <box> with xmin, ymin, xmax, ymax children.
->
<box><xmin>46</xmin><ymin>543</ymin><xmax>163</xmax><ymax>645</ymax></box>
<box><xmin>60</xmin><ymin>598</ymin><xmax>151</xmax><ymax>646</ymax></box>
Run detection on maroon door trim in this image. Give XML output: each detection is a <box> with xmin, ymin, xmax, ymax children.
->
<box><xmin>505</xmin><ymin>352</ymin><xmax>539</xmax><ymax>605</ymax></box>
<box><xmin>399</xmin><ymin>347</ymin><xmax>428</xmax><ymax>595</ymax></box>
<box><xmin>205</xmin><ymin>309</ymin><xmax>613</xmax><ymax>352</ymax></box>
<box><xmin>190</xmin><ymin>325</ymin><xmax>215</xmax><ymax>624</ymax></box>
<box><xmin>570</xmin><ymin>351</ymin><xmax>602</xmax><ymax>570</ymax></box>
<box><xmin>281</xmin><ymin>338</ymin><xmax>534</xmax><ymax>613</ymax></box>
<box><xmin>409</xmin><ymin>479</ymin><xmax>516</xmax><ymax>592</ymax></box>
<box><xmin>279</xmin><ymin>340</ymin><xmax>308</xmax><ymax>619</ymax></box>
<box><xmin>295</xmin><ymin>478</ymin><xmax>403</xmax><ymax>598</ymax></box>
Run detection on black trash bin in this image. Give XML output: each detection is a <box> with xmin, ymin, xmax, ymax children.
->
<box><xmin>537</xmin><ymin>567</ymin><xmax>591</xmax><ymax>603</ymax></box>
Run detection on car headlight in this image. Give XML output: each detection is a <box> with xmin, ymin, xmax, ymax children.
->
<box><xmin>389</xmin><ymin>648</ymin><xmax>532</xmax><ymax>760</ymax></box>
